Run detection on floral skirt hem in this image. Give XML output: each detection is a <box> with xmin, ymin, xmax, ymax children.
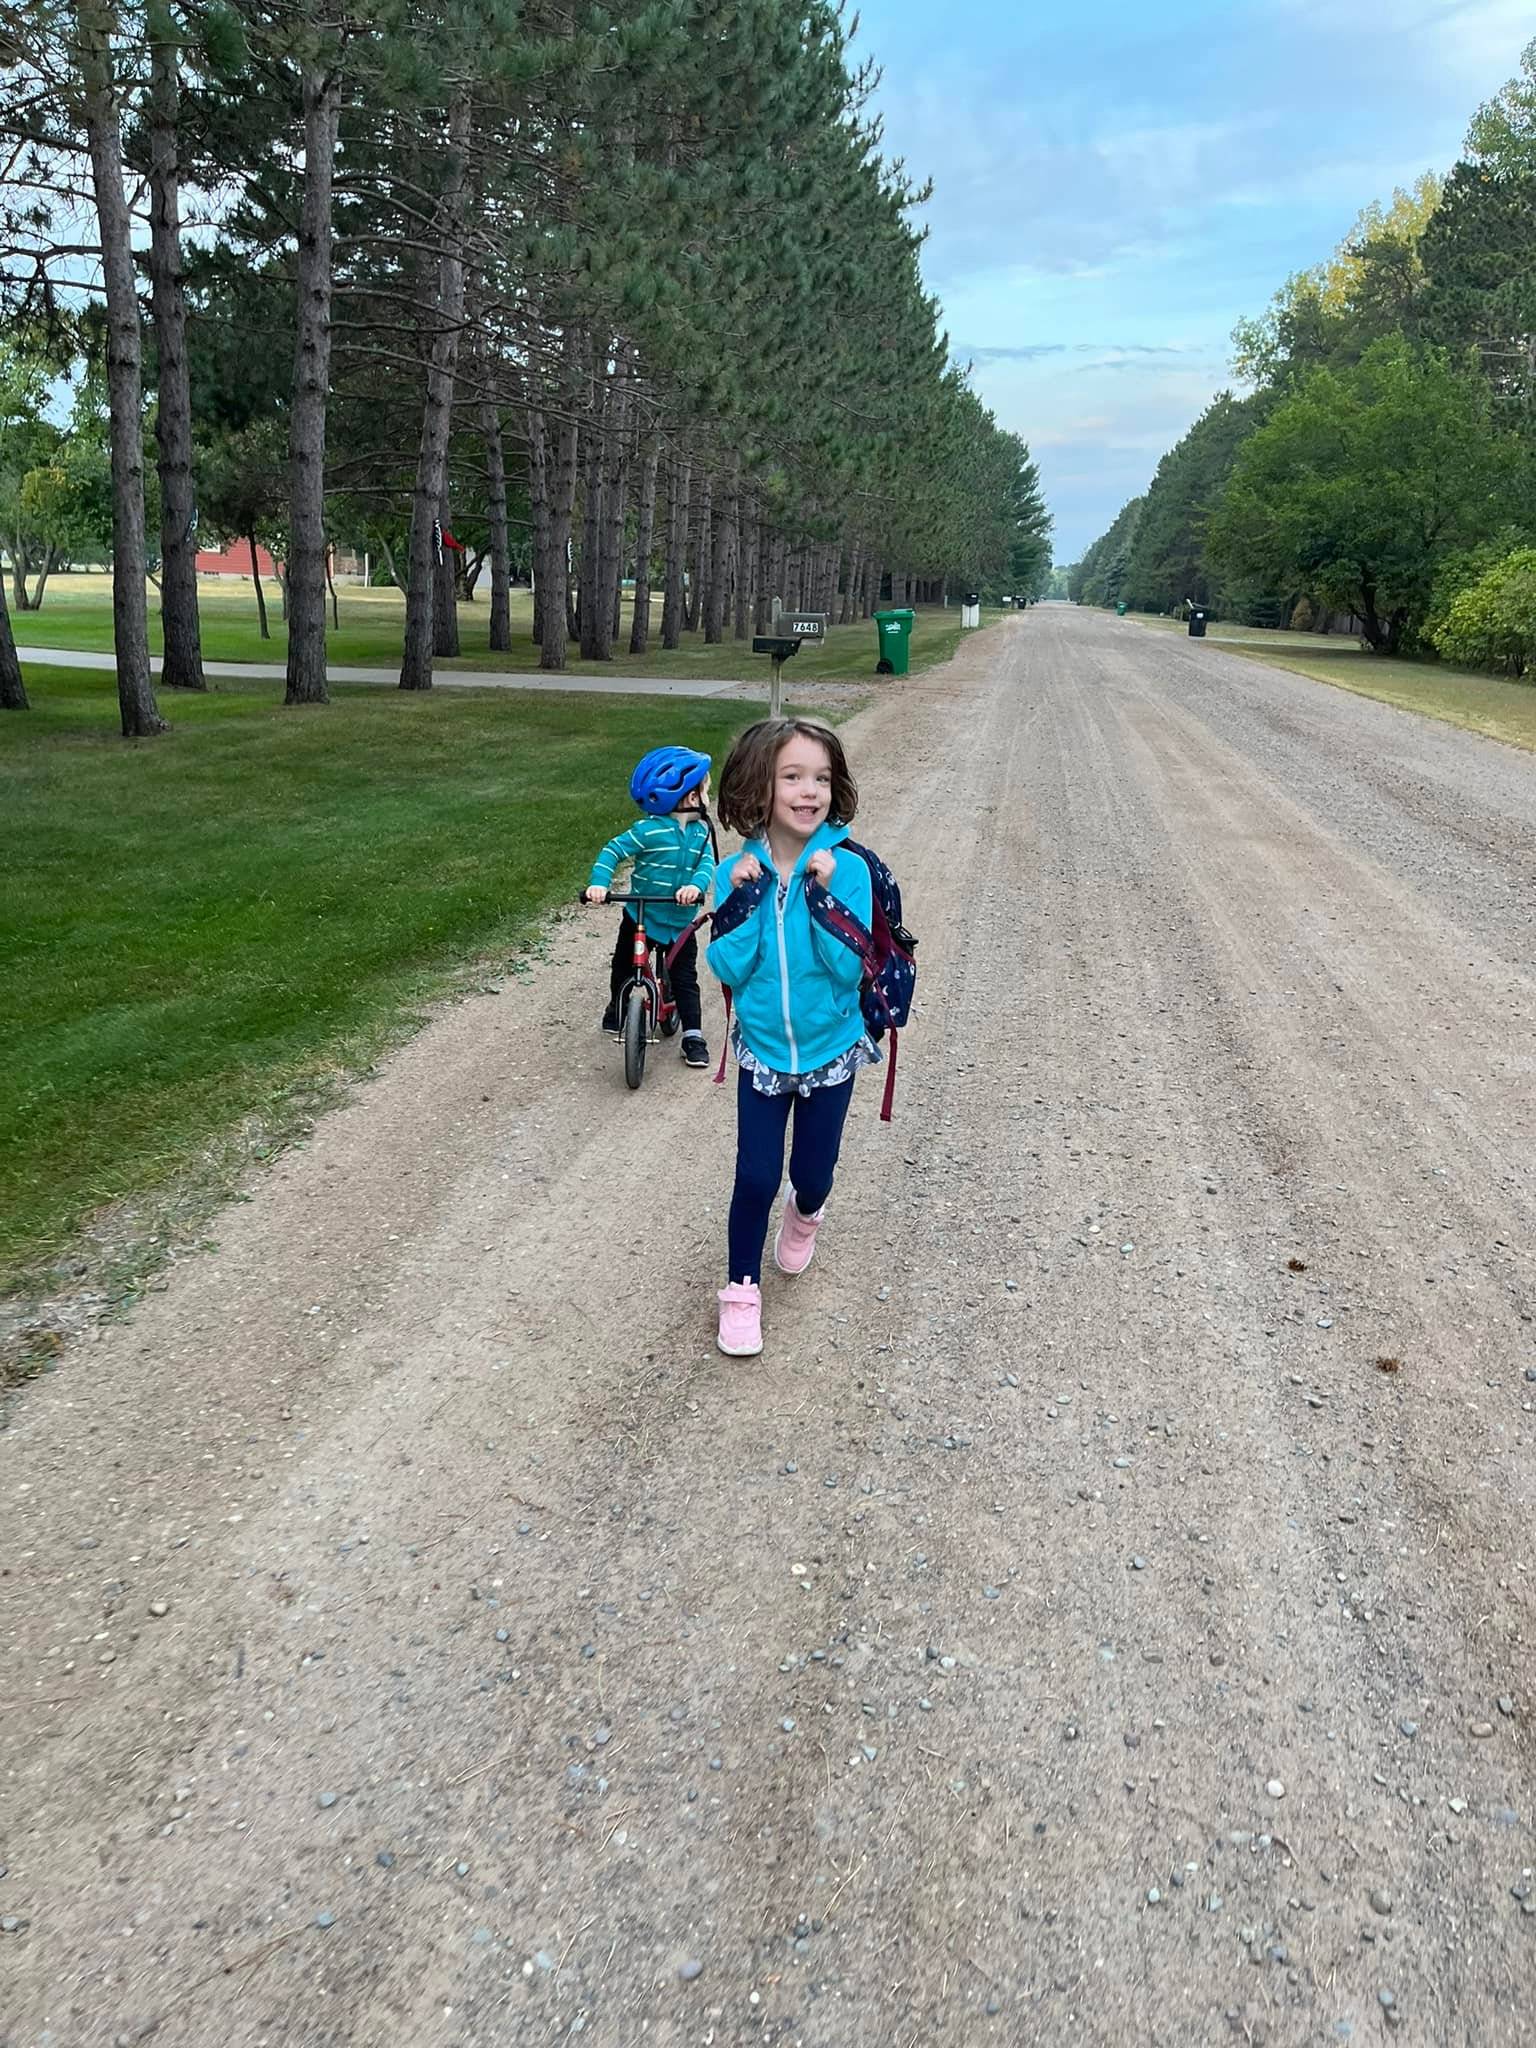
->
<box><xmin>732</xmin><ymin>1025</ymin><xmax>882</xmax><ymax>1098</ymax></box>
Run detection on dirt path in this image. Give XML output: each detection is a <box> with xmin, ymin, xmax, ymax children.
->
<box><xmin>3</xmin><ymin>607</ymin><xmax>1533</xmax><ymax>2048</ymax></box>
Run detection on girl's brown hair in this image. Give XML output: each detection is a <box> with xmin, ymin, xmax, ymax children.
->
<box><xmin>715</xmin><ymin>717</ymin><xmax>859</xmax><ymax>840</ymax></box>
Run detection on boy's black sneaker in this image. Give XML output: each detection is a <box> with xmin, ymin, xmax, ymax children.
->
<box><xmin>681</xmin><ymin>1033</ymin><xmax>710</xmax><ymax>1069</ymax></box>
<box><xmin>600</xmin><ymin>1002</ymin><xmax>622</xmax><ymax>1035</ymax></box>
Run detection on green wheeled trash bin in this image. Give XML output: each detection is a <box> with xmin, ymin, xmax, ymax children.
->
<box><xmin>1188</xmin><ymin>609</ymin><xmax>1207</xmax><ymax>638</ymax></box>
<box><xmin>1115</xmin><ymin>600</ymin><xmax>1128</xmax><ymax>616</ymax></box>
<box><xmin>873</xmin><ymin>607</ymin><xmax>915</xmax><ymax>676</ymax></box>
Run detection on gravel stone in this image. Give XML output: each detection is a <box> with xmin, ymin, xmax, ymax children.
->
<box><xmin>8</xmin><ymin>612</ymin><xmax>1536</xmax><ymax>2048</ymax></box>
<box><xmin>678</xmin><ymin>1959</ymin><xmax>704</xmax><ymax>1982</ymax></box>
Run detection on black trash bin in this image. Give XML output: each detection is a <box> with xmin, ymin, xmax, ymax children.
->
<box><xmin>1188</xmin><ymin>610</ymin><xmax>1208</xmax><ymax>638</ymax></box>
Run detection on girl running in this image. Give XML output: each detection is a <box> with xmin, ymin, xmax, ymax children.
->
<box><xmin>706</xmin><ymin>717</ymin><xmax>879</xmax><ymax>1357</ymax></box>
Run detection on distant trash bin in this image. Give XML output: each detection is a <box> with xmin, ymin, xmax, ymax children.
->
<box><xmin>873</xmin><ymin>606</ymin><xmax>916</xmax><ymax>675</ymax></box>
<box><xmin>1116</xmin><ymin>600</ymin><xmax>1127</xmax><ymax>616</ymax></box>
<box><xmin>1188</xmin><ymin>610</ymin><xmax>1208</xmax><ymax>638</ymax></box>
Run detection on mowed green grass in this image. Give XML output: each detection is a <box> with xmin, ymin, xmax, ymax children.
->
<box><xmin>0</xmin><ymin>668</ymin><xmax>774</xmax><ymax>1289</ymax></box>
<box><xmin>1127</xmin><ymin>611</ymin><xmax>1536</xmax><ymax>752</ymax></box>
<box><xmin>14</xmin><ymin>572</ymin><xmax>972</xmax><ymax>683</ymax></box>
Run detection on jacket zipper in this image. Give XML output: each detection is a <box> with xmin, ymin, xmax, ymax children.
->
<box><xmin>774</xmin><ymin>877</ymin><xmax>799</xmax><ymax>1071</ymax></box>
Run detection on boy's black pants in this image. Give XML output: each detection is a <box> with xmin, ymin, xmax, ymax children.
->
<box><xmin>609</xmin><ymin>916</ymin><xmax>703</xmax><ymax>1035</ymax></box>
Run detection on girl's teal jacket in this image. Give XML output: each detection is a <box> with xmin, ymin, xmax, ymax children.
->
<box><xmin>706</xmin><ymin>822</ymin><xmax>873</xmax><ymax>1075</ymax></box>
<box><xmin>587</xmin><ymin>814</ymin><xmax>715</xmax><ymax>941</ymax></box>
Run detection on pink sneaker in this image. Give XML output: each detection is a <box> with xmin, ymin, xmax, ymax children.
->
<box><xmin>717</xmin><ymin>1282</ymin><xmax>763</xmax><ymax>1357</ymax></box>
<box><xmin>773</xmin><ymin>1193</ymin><xmax>825</xmax><ymax>1276</ymax></box>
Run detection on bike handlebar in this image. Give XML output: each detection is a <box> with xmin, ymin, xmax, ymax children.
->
<box><xmin>578</xmin><ymin>892</ymin><xmax>700</xmax><ymax>907</ymax></box>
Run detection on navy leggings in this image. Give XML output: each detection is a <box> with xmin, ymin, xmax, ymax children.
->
<box><xmin>728</xmin><ymin>1068</ymin><xmax>856</xmax><ymax>1284</ymax></box>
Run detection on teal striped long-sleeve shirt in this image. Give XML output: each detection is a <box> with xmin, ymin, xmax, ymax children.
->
<box><xmin>588</xmin><ymin>814</ymin><xmax>715</xmax><ymax>940</ymax></box>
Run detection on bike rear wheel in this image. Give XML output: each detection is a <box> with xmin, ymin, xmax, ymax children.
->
<box><xmin>623</xmin><ymin>983</ymin><xmax>650</xmax><ymax>1090</ymax></box>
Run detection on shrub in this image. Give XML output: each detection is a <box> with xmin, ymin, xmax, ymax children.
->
<box><xmin>1429</xmin><ymin>547</ymin><xmax>1536</xmax><ymax>677</ymax></box>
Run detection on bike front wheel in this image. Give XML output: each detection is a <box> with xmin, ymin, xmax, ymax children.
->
<box><xmin>623</xmin><ymin>983</ymin><xmax>650</xmax><ymax>1090</ymax></box>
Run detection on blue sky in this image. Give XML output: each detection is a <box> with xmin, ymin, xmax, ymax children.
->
<box><xmin>855</xmin><ymin>0</ymin><xmax>1532</xmax><ymax>561</ymax></box>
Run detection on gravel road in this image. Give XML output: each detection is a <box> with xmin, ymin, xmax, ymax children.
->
<box><xmin>2</xmin><ymin>605</ymin><xmax>1533</xmax><ymax>2047</ymax></box>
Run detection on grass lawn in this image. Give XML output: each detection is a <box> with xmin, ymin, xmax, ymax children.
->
<box><xmin>13</xmin><ymin>572</ymin><xmax>974</xmax><ymax>685</ymax></box>
<box><xmin>0</xmin><ymin>666</ymin><xmax>815</xmax><ymax>1296</ymax></box>
<box><xmin>1127</xmin><ymin>612</ymin><xmax>1536</xmax><ymax>752</ymax></box>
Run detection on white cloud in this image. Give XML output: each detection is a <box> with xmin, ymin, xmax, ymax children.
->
<box><xmin>1265</xmin><ymin>0</ymin><xmax>1529</xmax><ymax>86</ymax></box>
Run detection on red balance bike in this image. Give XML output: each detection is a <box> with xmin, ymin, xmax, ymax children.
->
<box><xmin>584</xmin><ymin>893</ymin><xmax>693</xmax><ymax>1092</ymax></box>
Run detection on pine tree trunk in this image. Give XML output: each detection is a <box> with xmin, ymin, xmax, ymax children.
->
<box><xmin>538</xmin><ymin>340</ymin><xmax>579</xmax><ymax>672</ymax></box>
<box><xmin>284</xmin><ymin>60</ymin><xmax>340</xmax><ymax>707</ymax></box>
<box><xmin>249</xmin><ymin>535</ymin><xmax>270</xmax><ymax>638</ymax></box>
<box><xmin>753</xmin><ymin>521</ymin><xmax>770</xmax><ymax>631</ymax></box>
<box><xmin>400</xmin><ymin>93</ymin><xmax>472</xmax><ymax>691</ymax></box>
<box><xmin>433</xmin><ymin>495</ymin><xmax>460</xmax><ymax>656</ymax></box>
<box><xmin>628</xmin><ymin>435</ymin><xmax>660</xmax><ymax>656</ymax></box>
<box><xmin>734</xmin><ymin>491</ymin><xmax>752</xmax><ymax>639</ymax></box>
<box><xmin>704</xmin><ymin>466</ymin><xmax>733</xmax><ymax>645</ymax></box>
<box><xmin>0</xmin><ymin>569</ymin><xmax>26</xmax><ymax>708</ymax></box>
<box><xmin>577</xmin><ymin>392</ymin><xmax>605</xmax><ymax>658</ymax></box>
<box><xmin>79</xmin><ymin>0</ymin><xmax>162</xmax><ymax>737</ymax></box>
<box><xmin>528</xmin><ymin>409</ymin><xmax>549</xmax><ymax>644</ymax></box>
<box><xmin>482</xmin><ymin>401</ymin><xmax>511</xmax><ymax>652</ymax></box>
<box><xmin>660</xmin><ymin>450</ymin><xmax>689</xmax><ymax>649</ymax></box>
<box><xmin>687</xmin><ymin>476</ymin><xmax>712</xmax><ymax>632</ymax></box>
<box><xmin>147</xmin><ymin>13</ymin><xmax>203</xmax><ymax>691</ymax></box>
<box><xmin>599</xmin><ymin>361</ymin><xmax>630</xmax><ymax>650</ymax></box>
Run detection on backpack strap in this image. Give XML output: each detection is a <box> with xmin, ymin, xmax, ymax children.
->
<box><xmin>662</xmin><ymin>913</ymin><xmax>710</xmax><ymax>977</ymax></box>
<box><xmin>714</xmin><ymin>988</ymin><xmax>733</xmax><ymax>1085</ymax></box>
<box><xmin>879</xmin><ymin>1027</ymin><xmax>898</xmax><ymax>1123</ymax></box>
<box><xmin>805</xmin><ymin>877</ymin><xmax>879</xmax><ymax>975</ymax></box>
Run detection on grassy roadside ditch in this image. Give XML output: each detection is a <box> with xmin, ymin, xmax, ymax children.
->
<box><xmin>0</xmin><ymin>669</ymin><xmax>800</xmax><ymax>1366</ymax></box>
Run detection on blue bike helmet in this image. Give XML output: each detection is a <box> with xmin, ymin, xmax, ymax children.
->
<box><xmin>630</xmin><ymin>745</ymin><xmax>711</xmax><ymax>816</ymax></box>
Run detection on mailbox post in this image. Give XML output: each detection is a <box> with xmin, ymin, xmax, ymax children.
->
<box><xmin>752</xmin><ymin>610</ymin><xmax>827</xmax><ymax>716</ymax></box>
